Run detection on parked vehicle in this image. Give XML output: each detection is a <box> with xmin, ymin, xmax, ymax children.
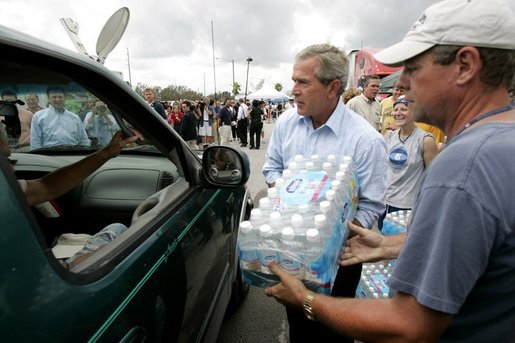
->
<box><xmin>346</xmin><ymin>48</ymin><xmax>402</xmax><ymax>99</ymax></box>
<box><xmin>0</xmin><ymin>24</ymin><xmax>251</xmax><ymax>342</ymax></box>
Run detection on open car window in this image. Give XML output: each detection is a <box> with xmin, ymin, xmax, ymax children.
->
<box><xmin>1</xmin><ymin>54</ymin><xmax>191</xmax><ymax>279</ymax></box>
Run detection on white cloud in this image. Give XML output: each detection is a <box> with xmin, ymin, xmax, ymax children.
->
<box><xmin>2</xmin><ymin>0</ymin><xmax>514</xmax><ymax>96</ymax></box>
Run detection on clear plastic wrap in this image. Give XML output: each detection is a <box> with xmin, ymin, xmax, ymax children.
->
<box><xmin>238</xmin><ymin>155</ymin><xmax>358</xmax><ymax>294</ymax></box>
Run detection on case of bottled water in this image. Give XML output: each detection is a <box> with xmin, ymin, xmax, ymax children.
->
<box><xmin>237</xmin><ymin>155</ymin><xmax>359</xmax><ymax>294</ymax></box>
<box><xmin>355</xmin><ymin>210</ymin><xmax>412</xmax><ymax>298</ymax></box>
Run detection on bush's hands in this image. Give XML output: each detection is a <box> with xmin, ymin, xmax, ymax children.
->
<box><xmin>340</xmin><ymin>221</ymin><xmax>385</xmax><ymax>266</ymax></box>
<box><xmin>264</xmin><ymin>262</ymin><xmax>308</xmax><ymax>310</ymax></box>
<box><xmin>103</xmin><ymin>129</ymin><xmax>142</xmax><ymax>158</ymax></box>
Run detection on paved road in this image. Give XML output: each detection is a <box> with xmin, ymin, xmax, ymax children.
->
<box><xmin>217</xmin><ymin>121</ymin><xmax>290</xmax><ymax>343</ymax></box>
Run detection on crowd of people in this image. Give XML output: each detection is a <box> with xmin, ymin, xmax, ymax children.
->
<box><xmin>157</xmin><ymin>96</ymin><xmax>291</xmax><ymax>150</ymax></box>
<box><xmin>263</xmin><ymin>0</ymin><xmax>515</xmax><ymax>342</ymax></box>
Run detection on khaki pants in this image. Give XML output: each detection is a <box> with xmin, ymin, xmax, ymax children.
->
<box><xmin>218</xmin><ymin>125</ymin><xmax>232</xmax><ymax>145</ymax></box>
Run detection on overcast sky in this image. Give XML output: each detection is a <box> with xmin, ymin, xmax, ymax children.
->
<box><xmin>2</xmin><ymin>0</ymin><xmax>514</xmax><ymax>95</ymax></box>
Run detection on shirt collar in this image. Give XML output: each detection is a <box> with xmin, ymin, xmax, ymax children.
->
<box><xmin>297</xmin><ymin>99</ymin><xmax>346</xmax><ymax>136</ymax></box>
<box><xmin>360</xmin><ymin>93</ymin><xmax>376</xmax><ymax>104</ymax></box>
<box><xmin>49</xmin><ymin>104</ymin><xmax>65</xmax><ymax>113</ymax></box>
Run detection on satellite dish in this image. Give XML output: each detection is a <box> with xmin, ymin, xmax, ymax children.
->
<box><xmin>95</xmin><ymin>7</ymin><xmax>130</xmax><ymax>64</ymax></box>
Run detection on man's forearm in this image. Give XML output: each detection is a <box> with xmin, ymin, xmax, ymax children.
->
<box><xmin>26</xmin><ymin>148</ymin><xmax>112</xmax><ymax>206</ymax></box>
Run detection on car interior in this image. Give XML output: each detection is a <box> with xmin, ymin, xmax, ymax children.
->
<box><xmin>1</xmin><ymin>54</ymin><xmax>197</xmax><ymax>275</ymax></box>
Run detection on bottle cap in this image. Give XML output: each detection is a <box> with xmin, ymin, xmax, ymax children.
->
<box><xmin>325</xmin><ymin>189</ymin><xmax>336</xmax><ymax>201</ymax></box>
<box><xmin>335</xmin><ymin>171</ymin><xmax>346</xmax><ymax>181</ymax></box>
<box><xmin>281</xmin><ymin>226</ymin><xmax>295</xmax><ymax>240</ymax></box>
<box><xmin>306</xmin><ymin>228</ymin><xmax>320</xmax><ymax>243</ymax></box>
<box><xmin>319</xmin><ymin>201</ymin><xmax>331</xmax><ymax>214</ymax></box>
<box><xmin>314</xmin><ymin>214</ymin><xmax>327</xmax><ymax>228</ymax></box>
<box><xmin>327</xmin><ymin>154</ymin><xmax>337</xmax><ymax>163</ymax></box>
<box><xmin>322</xmin><ymin>162</ymin><xmax>332</xmax><ymax>171</ymax></box>
<box><xmin>294</xmin><ymin>155</ymin><xmax>304</xmax><ymax>163</ymax></box>
<box><xmin>331</xmin><ymin>180</ymin><xmax>341</xmax><ymax>190</ymax></box>
<box><xmin>291</xmin><ymin>214</ymin><xmax>304</xmax><ymax>227</ymax></box>
<box><xmin>298</xmin><ymin>204</ymin><xmax>310</xmax><ymax>214</ymax></box>
<box><xmin>259</xmin><ymin>224</ymin><xmax>272</xmax><ymax>237</ymax></box>
<box><xmin>270</xmin><ymin>211</ymin><xmax>282</xmax><ymax>223</ymax></box>
<box><xmin>267</xmin><ymin>187</ymin><xmax>278</xmax><ymax>199</ymax></box>
<box><xmin>288</xmin><ymin>161</ymin><xmax>299</xmax><ymax>170</ymax></box>
<box><xmin>239</xmin><ymin>221</ymin><xmax>253</xmax><ymax>233</ymax></box>
<box><xmin>305</xmin><ymin>161</ymin><xmax>315</xmax><ymax>170</ymax></box>
<box><xmin>250</xmin><ymin>208</ymin><xmax>262</xmax><ymax>220</ymax></box>
<box><xmin>274</xmin><ymin>177</ymin><xmax>285</xmax><ymax>188</ymax></box>
<box><xmin>282</xmin><ymin>169</ymin><xmax>293</xmax><ymax>179</ymax></box>
<box><xmin>259</xmin><ymin>197</ymin><xmax>271</xmax><ymax>209</ymax></box>
<box><xmin>310</xmin><ymin>154</ymin><xmax>320</xmax><ymax>162</ymax></box>
<box><xmin>342</xmin><ymin>155</ymin><xmax>352</xmax><ymax>164</ymax></box>
<box><xmin>338</xmin><ymin>163</ymin><xmax>349</xmax><ymax>172</ymax></box>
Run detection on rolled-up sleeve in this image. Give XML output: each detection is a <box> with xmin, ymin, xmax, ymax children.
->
<box><xmin>353</xmin><ymin>135</ymin><xmax>387</xmax><ymax>228</ymax></box>
<box><xmin>262</xmin><ymin>120</ymin><xmax>285</xmax><ymax>184</ymax></box>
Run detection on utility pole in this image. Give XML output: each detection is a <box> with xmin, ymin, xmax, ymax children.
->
<box><xmin>126</xmin><ymin>47</ymin><xmax>132</xmax><ymax>86</ymax></box>
<box><xmin>211</xmin><ymin>21</ymin><xmax>217</xmax><ymax>99</ymax></box>
<box><xmin>244</xmin><ymin>57</ymin><xmax>253</xmax><ymax>101</ymax></box>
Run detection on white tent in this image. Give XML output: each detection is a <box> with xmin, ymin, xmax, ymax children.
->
<box><xmin>246</xmin><ymin>85</ymin><xmax>289</xmax><ymax>100</ymax></box>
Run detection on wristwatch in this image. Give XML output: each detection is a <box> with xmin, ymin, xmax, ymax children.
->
<box><xmin>303</xmin><ymin>291</ymin><xmax>317</xmax><ymax>321</ymax></box>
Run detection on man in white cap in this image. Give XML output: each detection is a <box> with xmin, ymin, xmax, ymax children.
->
<box><xmin>265</xmin><ymin>0</ymin><xmax>515</xmax><ymax>341</ymax></box>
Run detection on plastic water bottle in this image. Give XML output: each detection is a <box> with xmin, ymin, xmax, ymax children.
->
<box><xmin>294</xmin><ymin>154</ymin><xmax>304</xmax><ymax>164</ymax></box>
<box><xmin>303</xmin><ymin>228</ymin><xmax>325</xmax><ymax>283</ymax></box>
<box><xmin>258</xmin><ymin>197</ymin><xmax>272</xmax><ymax>217</ymax></box>
<box><xmin>249</xmin><ymin>208</ymin><xmax>266</xmax><ymax>228</ymax></box>
<box><xmin>279</xmin><ymin>226</ymin><xmax>304</xmax><ymax>277</ymax></box>
<box><xmin>322</xmin><ymin>162</ymin><xmax>336</xmax><ymax>179</ymax></box>
<box><xmin>309</xmin><ymin>154</ymin><xmax>322</xmax><ymax>170</ymax></box>
<box><xmin>268</xmin><ymin>187</ymin><xmax>281</xmax><ymax>211</ymax></box>
<box><xmin>274</xmin><ymin>177</ymin><xmax>285</xmax><ymax>190</ymax></box>
<box><xmin>282</xmin><ymin>169</ymin><xmax>293</xmax><ymax>180</ymax></box>
<box><xmin>305</xmin><ymin>161</ymin><xmax>316</xmax><ymax>171</ymax></box>
<box><xmin>257</xmin><ymin>224</ymin><xmax>280</xmax><ymax>274</ymax></box>
<box><xmin>237</xmin><ymin>221</ymin><xmax>260</xmax><ymax>271</ymax></box>
<box><xmin>287</xmin><ymin>161</ymin><xmax>300</xmax><ymax>174</ymax></box>
<box><xmin>269</xmin><ymin>211</ymin><xmax>283</xmax><ymax>231</ymax></box>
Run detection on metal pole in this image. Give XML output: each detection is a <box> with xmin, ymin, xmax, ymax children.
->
<box><xmin>211</xmin><ymin>21</ymin><xmax>217</xmax><ymax>99</ymax></box>
<box><xmin>244</xmin><ymin>57</ymin><xmax>252</xmax><ymax>101</ymax></box>
<box><xmin>232</xmin><ymin>59</ymin><xmax>235</xmax><ymax>94</ymax></box>
<box><xmin>126</xmin><ymin>47</ymin><xmax>132</xmax><ymax>86</ymax></box>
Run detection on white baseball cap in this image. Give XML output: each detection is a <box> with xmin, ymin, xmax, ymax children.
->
<box><xmin>375</xmin><ymin>0</ymin><xmax>515</xmax><ymax>67</ymax></box>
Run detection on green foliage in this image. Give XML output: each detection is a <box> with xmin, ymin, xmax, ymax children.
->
<box><xmin>232</xmin><ymin>82</ymin><xmax>241</xmax><ymax>96</ymax></box>
<box><xmin>274</xmin><ymin>83</ymin><xmax>283</xmax><ymax>92</ymax></box>
<box><xmin>133</xmin><ymin>83</ymin><xmax>203</xmax><ymax>101</ymax></box>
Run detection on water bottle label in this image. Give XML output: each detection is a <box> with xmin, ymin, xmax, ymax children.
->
<box><xmin>280</xmin><ymin>171</ymin><xmax>332</xmax><ymax>205</ymax></box>
<box><xmin>258</xmin><ymin>249</ymin><xmax>280</xmax><ymax>274</ymax></box>
<box><xmin>280</xmin><ymin>252</ymin><xmax>303</xmax><ymax>277</ymax></box>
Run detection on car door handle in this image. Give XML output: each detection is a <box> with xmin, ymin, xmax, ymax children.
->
<box><xmin>119</xmin><ymin>326</ymin><xmax>147</xmax><ymax>343</ymax></box>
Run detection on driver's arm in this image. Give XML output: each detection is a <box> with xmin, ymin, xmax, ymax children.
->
<box><xmin>24</xmin><ymin>131</ymin><xmax>138</xmax><ymax>206</ymax></box>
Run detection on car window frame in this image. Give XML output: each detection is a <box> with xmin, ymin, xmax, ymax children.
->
<box><xmin>1</xmin><ymin>40</ymin><xmax>204</xmax><ymax>283</ymax></box>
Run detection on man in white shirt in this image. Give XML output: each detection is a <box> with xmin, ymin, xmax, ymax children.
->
<box><xmin>237</xmin><ymin>98</ymin><xmax>249</xmax><ymax>147</ymax></box>
<box><xmin>346</xmin><ymin>75</ymin><xmax>381</xmax><ymax>131</ymax></box>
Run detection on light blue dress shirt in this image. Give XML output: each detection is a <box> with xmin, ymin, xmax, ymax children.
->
<box><xmin>30</xmin><ymin>106</ymin><xmax>90</xmax><ymax>150</ymax></box>
<box><xmin>83</xmin><ymin>112</ymin><xmax>120</xmax><ymax>146</ymax></box>
<box><xmin>262</xmin><ymin>100</ymin><xmax>387</xmax><ymax>227</ymax></box>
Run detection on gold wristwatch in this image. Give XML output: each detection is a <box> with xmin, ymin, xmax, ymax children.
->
<box><xmin>303</xmin><ymin>291</ymin><xmax>317</xmax><ymax>321</ymax></box>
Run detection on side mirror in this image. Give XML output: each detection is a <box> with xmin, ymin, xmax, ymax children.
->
<box><xmin>202</xmin><ymin>146</ymin><xmax>250</xmax><ymax>187</ymax></box>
